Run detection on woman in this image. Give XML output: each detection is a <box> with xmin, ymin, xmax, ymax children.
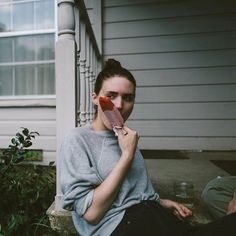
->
<box><xmin>59</xmin><ymin>59</ymin><xmax>236</xmax><ymax>236</ymax></box>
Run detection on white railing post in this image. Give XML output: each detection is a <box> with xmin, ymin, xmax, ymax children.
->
<box><xmin>55</xmin><ymin>0</ymin><xmax>77</xmax><ymax>210</ymax></box>
<box><xmin>90</xmin><ymin>48</ymin><xmax>95</xmax><ymax>121</ymax></box>
<box><xmin>79</xmin><ymin>21</ymin><xmax>87</xmax><ymax>126</ymax></box>
<box><xmin>75</xmin><ymin>6</ymin><xmax>81</xmax><ymax>126</ymax></box>
<box><xmin>85</xmin><ymin>34</ymin><xmax>91</xmax><ymax>124</ymax></box>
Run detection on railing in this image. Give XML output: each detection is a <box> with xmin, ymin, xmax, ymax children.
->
<box><xmin>75</xmin><ymin>0</ymin><xmax>102</xmax><ymax>125</ymax></box>
<box><xmin>55</xmin><ymin>0</ymin><xmax>102</xmax><ymax>210</ymax></box>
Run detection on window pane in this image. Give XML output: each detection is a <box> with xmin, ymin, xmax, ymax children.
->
<box><xmin>0</xmin><ymin>4</ymin><xmax>10</xmax><ymax>32</ymax></box>
<box><xmin>0</xmin><ymin>67</ymin><xmax>12</xmax><ymax>95</ymax></box>
<box><xmin>36</xmin><ymin>34</ymin><xmax>54</xmax><ymax>60</ymax></box>
<box><xmin>0</xmin><ymin>38</ymin><xmax>12</xmax><ymax>62</ymax></box>
<box><xmin>35</xmin><ymin>0</ymin><xmax>54</xmax><ymax>29</ymax></box>
<box><xmin>15</xmin><ymin>66</ymin><xmax>35</xmax><ymax>95</ymax></box>
<box><xmin>15</xmin><ymin>36</ymin><xmax>35</xmax><ymax>62</ymax></box>
<box><xmin>38</xmin><ymin>64</ymin><xmax>55</xmax><ymax>94</ymax></box>
<box><xmin>0</xmin><ymin>0</ymin><xmax>56</xmax><ymax>97</ymax></box>
<box><xmin>13</xmin><ymin>2</ymin><xmax>34</xmax><ymax>31</ymax></box>
<box><xmin>0</xmin><ymin>1</ymin><xmax>11</xmax><ymax>3</ymax></box>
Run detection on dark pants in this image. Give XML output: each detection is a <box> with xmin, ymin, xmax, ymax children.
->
<box><xmin>111</xmin><ymin>201</ymin><xmax>236</xmax><ymax>236</ymax></box>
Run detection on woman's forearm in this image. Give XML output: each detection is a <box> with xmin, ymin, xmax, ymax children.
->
<box><xmin>83</xmin><ymin>152</ymin><xmax>133</xmax><ymax>225</ymax></box>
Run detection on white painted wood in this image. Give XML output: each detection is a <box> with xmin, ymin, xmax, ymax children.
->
<box><xmin>104</xmin><ymin>50</ymin><xmax>236</xmax><ymax>70</ymax></box>
<box><xmin>104</xmin><ymin>0</ymin><xmax>182</xmax><ymax>7</ymax></box>
<box><xmin>85</xmin><ymin>34</ymin><xmax>91</xmax><ymax>123</ymax></box>
<box><xmin>0</xmin><ymin>98</ymin><xmax>56</xmax><ymax>107</ymax></box>
<box><xmin>0</xmin><ymin>121</ymin><xmax>55</xmax><ymax>136</ymax></box>
<box><xmin>41</xmin><ymin>151</ymin><xmax>56</xmax><ymax>165</ymax></box>
<box><xmin>130</xmin><ymin>102</ymin><xmax>236</xmax><ymax>120</ymax></box>
<box><xmin>92</xmin><ymin>0</ymin><xmax>102</xmax><ymax>54</ymax></box>
<box><xmin>56</xmin><ymin>0</ymin><xmax>77</xmax><ymax>210</ymax></box>
<box><xmin>132</xmin><ymin>67</ymin><xmax>236</xmax><ymax>87</ymax></box>
<box><xmin>104</xmin><ymin>1</ymin><xmax>236</xmax><ymax>22</ymax></box>
<box><xmin>103</xmin><ymin>0</ymin><xmax>236</xmax><ymax>151</ymax></box>
<box><xmin>0</xmin><ymin>107</ymin><xmax>56</xmax><ymax>160</ymax></box>
<box><xmin>135</xmin><ymin>84</ymin><xmax>236</xmax><ymax>103</ymax></box>
<box><xmin>79</xmin><ymin>21</ymin><xmax>87</xmax><ymax>126</ymax></box>
<box><xmin>104</xmin><ymin>32</ymin><xmax>236</xmax><ymax>55</ymax></box>
<box><xmin>89</xmin><ymin>47</ymin><xmax>94</xmax><ymax>121</ymax></box>
<box><xmin>138</xmin><ymin>137</ymin><xmax>236</xmax><ymax>150</ymax></box>
<box><xmin>0</xmin><ymin>107</ymin><xmax>56</xmax><ymax>120</ymax></box>
<box><xmin>127</xmin><ymin>120</ymin><xmax>236</xmax><ymax>137</ymax></box>
<box><xmin>56</xmin><ymin>42</ymin><xmax>77</xmax><ymax>135</ymax></box>
<box><xmin>104</xmin><ymin>16</ymin><xmax>236</xmax><ymax>39</ymax></box>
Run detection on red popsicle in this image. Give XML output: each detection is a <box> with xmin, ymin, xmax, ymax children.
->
<box><xmin>99</xmin><ymin>96</ymin><xmax>126</xmax><ymax>135</ymax></box>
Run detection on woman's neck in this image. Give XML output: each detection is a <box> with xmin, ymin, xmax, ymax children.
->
<box><xmin>92</xmin><ymin>117</ymin><xmax>108</xmax><ymax>131</ymax></box>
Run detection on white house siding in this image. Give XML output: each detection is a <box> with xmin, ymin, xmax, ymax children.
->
<box><xmin>0</xmin><ymin>106</ymin><xmax>56</xmax><ymax>164</ymax></box>
<box><xmin>103</xmin><ymin>0</ymin><xmax>236</xmax><ymax>150</ymax></box>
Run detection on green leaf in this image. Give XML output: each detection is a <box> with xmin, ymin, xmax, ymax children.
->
<box><xmin>49</xmin><ymin>161</ymin><xmax>55</xmax><ymax>166</ymax></box>
<box><xmin>22</xmin><ymin>128</ymin><xmax>29</xmax><ymax>136</ymax></box>
<box><xmin>16</xmin><ymin>133</ymin><xmax>24</xmax><ymax>143</ymax></box>
<box><xmin>11</xmin><ymin>138</ymin><xmax>17</xmax><ymax>145</ymax></box>
<box><xmin>23</xmin><ymin>141</ymin><xmax>32</xmax><ymax>148</ymax></box>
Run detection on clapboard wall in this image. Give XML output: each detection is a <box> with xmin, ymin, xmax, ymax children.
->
<box><xmin>103</xmin><ymin>0</ymin><xmax>236</xmax><ymax>150</ymax></box>
<box><xmin>0</xmin><ymin>106</ymin><xmax>56</xmax><ymax>164</ymax></box>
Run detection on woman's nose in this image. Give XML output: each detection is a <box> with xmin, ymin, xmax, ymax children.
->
<box><xmin>114</xmin><ymin>97</ymin><xmax>123</xmax><ymax>110</ymax></box>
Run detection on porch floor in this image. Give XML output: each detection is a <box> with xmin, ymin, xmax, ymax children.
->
<box><xmin>145</xmin><ymin>150</ymin><xmax>236</xmax><ymax>224</ymax></box>
<box><xmin>48</xmin><ymin>151</ymin><xmax>236</xmax><ymax>235</ymax></box>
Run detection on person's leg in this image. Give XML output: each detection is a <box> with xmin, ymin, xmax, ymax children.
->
<box><xmin>184</xmin><ymin>212</ymin><xmax>236</xmax><ymax>236</ymax></box>
<box><xmin>201</xmin><ymin>176</ymin><xmax>236</xmax><ymax>219</ymax></box>
<box><xmin>111</xmin><ymin>203</ymin><xmax>152</xmax><ymax>236</ymax></box>
<box><xmin>111</xmin><ymin>201</ymin><xmax>191</xmax><ymax>236</ymax></box>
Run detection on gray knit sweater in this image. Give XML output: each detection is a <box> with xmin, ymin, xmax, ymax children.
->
<box><xmin>59</xmin><ymin>125</ymin><xmax>159</xmax><ymax>236</ymax></box>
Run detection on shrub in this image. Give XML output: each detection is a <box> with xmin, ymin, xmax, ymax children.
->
<box><xmin>0</xmin><ymin>128</ymin><xmax>57</xmax><ymax>235</ymax></box>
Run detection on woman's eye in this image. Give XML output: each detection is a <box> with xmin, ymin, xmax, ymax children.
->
<box><xmin>106</xmin><ymin>95</ymin><xmax>115</xmax><ymax>100</ymax></box>
<box><xmin>107</xmin><ymin>95</ymin><xmax>113</xmax><ymax>98</ymax></box>
<box><xmin>123</xmin><ymin>94</ymin><xmax>135</xmax><ymax>102</ymax></box>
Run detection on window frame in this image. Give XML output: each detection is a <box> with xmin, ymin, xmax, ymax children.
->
<box><xmin>0</xmin><ymin>0</ymin><xmax>57</xmax><ymax>107</ymax></box>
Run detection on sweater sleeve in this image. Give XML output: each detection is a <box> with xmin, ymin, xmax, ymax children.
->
<box><xmin>59</xmin><ymin>131</ymin><xmax>101</xmax><ymax>216</ymax></box>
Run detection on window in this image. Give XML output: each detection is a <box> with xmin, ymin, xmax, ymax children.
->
<box><xmin>0</xmin><ymin>0</ymin><xmax>55</xmax><ymax>98</ymax></box>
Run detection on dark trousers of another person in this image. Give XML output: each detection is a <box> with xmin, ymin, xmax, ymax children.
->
<box><xmin>111</xmin><ymin>201</ymin><xmax>236</xmax><ymax>236</ymax></box>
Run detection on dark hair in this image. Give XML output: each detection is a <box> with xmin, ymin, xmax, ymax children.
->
<box><xmin>94</xmin><ymin>58</ymin><xmax>136</xmax><ymax>95</ymax></box>
<box><xmin>93</xmin><ymin>59</ymin><xmax>136</xmax><ymax>117</ymax></box>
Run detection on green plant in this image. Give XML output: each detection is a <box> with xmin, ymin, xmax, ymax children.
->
<box><xmin>0</xmin><ymin>128</ymin><xmax>57</xmax><ymax>235</ymax></box>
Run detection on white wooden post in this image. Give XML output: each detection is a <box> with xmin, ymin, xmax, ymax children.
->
<box><xmin>55</xmin><ymin>0</ymin><xmax>77</xmax><ymax>210</ymax></box>
<box><xmin>90</xmin><ymin>48</ymin><xmax>95</xmax><ymax>121</ymax></box>
<box><xmin>79</xmin><ymin>21</ymin><xmax>87</xmax><ymax>126</ymax></box>
<box><xmin>85</xmin><ymin>34</ymin><xmax>91</xmax><ymax>123</ymax></box>
<box><xmin>74</xmin><ymin>7</ymin><xmax>82</xmax><ymax>126</ymax></box>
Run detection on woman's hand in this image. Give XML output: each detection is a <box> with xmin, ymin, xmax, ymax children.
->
<box><xmin>116</xmin><ymin>125</ymin><xmax>139</xmax><ymax>158</ymax></box>
<box><xmin>159</xmin><ymin>199</ymin><xmax>193</xmax><ymax>219</ymax></box>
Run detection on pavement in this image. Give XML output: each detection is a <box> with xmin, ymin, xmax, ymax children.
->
<box><xmin>144</xmin><ymin>151</ymin><xmax>235</xmax><ymax>224</ymax></box>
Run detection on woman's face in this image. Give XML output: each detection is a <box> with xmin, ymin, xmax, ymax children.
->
<box><xmin>92</xmin><ymin>76</ymin><xmax>135</xmax><ymax>131</ymax></box>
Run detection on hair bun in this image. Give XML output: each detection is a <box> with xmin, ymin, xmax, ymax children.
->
<box><xmin>104</xmin><ymin>58</ymin><xmax>122</xmax><ymax>69</ymax></box>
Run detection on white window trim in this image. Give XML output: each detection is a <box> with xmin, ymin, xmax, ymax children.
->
<box><xmin>0</xmin><ymin>29</ymin><xmax>56</xmax><ymax>38</ymax></box>
<box><xmin>0</xmin><ymin>0</ymin><xmax>57</xmax><ymax>104</ymax></box>
<box><xmin>0</xmin><ymin>60</ymin><xmax>55</xmax><ymax>67</ymax></box>
<box><xmin>0</xmin><ymin>95</ymin><xmax>56</xmax><ymax>107</ymax></box>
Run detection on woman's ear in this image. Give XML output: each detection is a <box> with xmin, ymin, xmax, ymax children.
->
<box><xmin>92</xmin><ymin>92</ymin><xmax>98</xmax><ymax>105</ymax></box>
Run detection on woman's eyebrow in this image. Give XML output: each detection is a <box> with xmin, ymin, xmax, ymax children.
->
<box><xmin>104</xmin><ymin>91</ymin><xmax>135</xmax><ymax>96</ymax></box>
<box><xmin>104</xmin><ymin>91</ymin><xmax>118</xmax><ymax>96</ymax></box>
<box><xmin>123</xmin><ymin>92</ymin><xmax>135</xmax><ymax>97</ymax></box>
